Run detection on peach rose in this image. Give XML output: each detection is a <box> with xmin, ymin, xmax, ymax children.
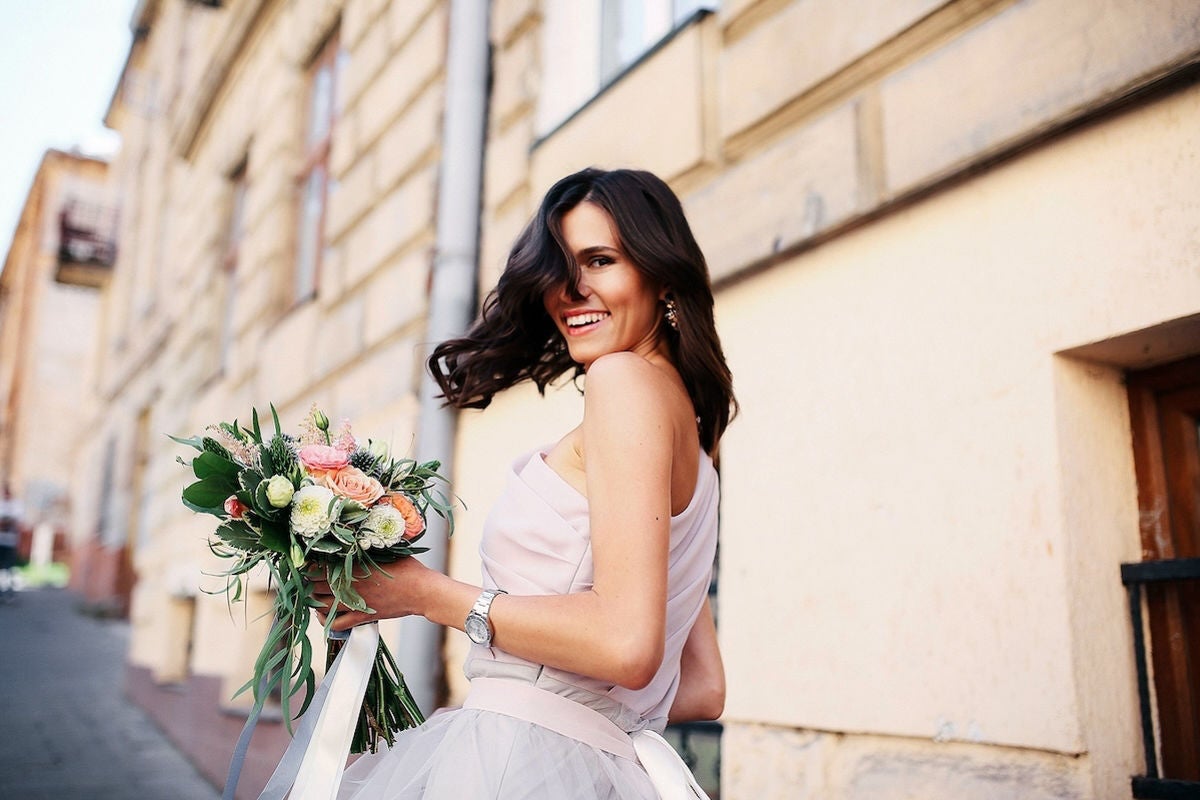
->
<box><xmin>384</xmin><ymin>493</ymin><xmax>426</xmax><ymax>539</ymax></box>
<box><xmin>298</xmin><ymin>444</ymin><xmax>351</xmax><ymax>480</ymax></box>
<box><xmin>321</xmin><ymin>466</ymin><xmax>385</xmax><ymax>506</ymax></box>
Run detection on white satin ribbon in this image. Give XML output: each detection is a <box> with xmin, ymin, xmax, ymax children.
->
<box><xmin>259</xmin><ymin>623</ymin><xmax>380</xmax><ymax>800</ymax></box>
<box><xmin>632</xmin><ymin>729</ymin><xmax>708</xmax><ymax>800</ymax></box>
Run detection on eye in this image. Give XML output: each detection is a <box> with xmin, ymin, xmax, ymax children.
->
<box><xmin>584</xmin><ymin>254</ymin><xmax>614</xmax><ymax>269</ymax></box>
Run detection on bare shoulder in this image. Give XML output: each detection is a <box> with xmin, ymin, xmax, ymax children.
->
<box><xmin>583</xmin><ymin>352</ymin><xmax>675</xmax><ymax>404</ymax></box>
<box><xmin>581</xmin><ymin>353</ymin><xmax>686</xmax><ymax>460</ymax></box>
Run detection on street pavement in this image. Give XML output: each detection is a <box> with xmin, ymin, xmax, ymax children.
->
<box><xmin>0</xmin><ymin>587</ymin><xmax>220</xmax><ymax>800</ymax></box>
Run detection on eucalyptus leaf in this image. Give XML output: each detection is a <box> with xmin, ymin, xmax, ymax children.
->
<box><xmin>167</xmin><ymin>433</ymin><xmax>205</xmax><ymax>452</ymax></box>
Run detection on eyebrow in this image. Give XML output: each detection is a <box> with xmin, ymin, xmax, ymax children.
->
<box><xmin>573</xmin><ymin>245</ymin><xmax>620</xmax><ymax>258</ymax></box>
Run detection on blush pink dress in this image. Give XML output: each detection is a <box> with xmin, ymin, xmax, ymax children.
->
<box><xmin>337</xmin><ymin>446</ymin><xmax>720</xmax><ymax>799</ymax></box>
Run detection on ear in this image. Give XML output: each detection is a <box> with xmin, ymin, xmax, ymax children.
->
<box><xmin>659</xmin><ymin>287</ymin><xmax>672</xmax><ymax>302</ymax></box>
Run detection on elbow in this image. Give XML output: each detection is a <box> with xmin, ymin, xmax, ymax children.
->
<box><xmin>610</xmin><ymin>638</ymin><xmax>664</xmax><ymax>691</ymax></box>
<box><xmin>699</xmin><ymin>679</ymin><xmax>725</xmax><ymax>720</ymax></box>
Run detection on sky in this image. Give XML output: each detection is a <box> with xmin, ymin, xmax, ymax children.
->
<box><xmin>0</xmin><ymin>0</ymin><xmax>138</xmax><ymax>264</ymax></box>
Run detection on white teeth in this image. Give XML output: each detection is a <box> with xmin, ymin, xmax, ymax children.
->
<box><xmin>566</xmin><ymin>312</ymin><xmax>608</xmax><ymax>327</ymax></box>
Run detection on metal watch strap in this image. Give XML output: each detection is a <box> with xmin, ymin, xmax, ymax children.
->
<box><xmin>467</xmin><ymin>589</ymin><xmax>506</xmax><ymax>645</ymax></box>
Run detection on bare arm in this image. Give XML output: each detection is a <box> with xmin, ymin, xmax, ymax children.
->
<box><xmin>321</xmin><ymin>354</ymin><xmax>676</xmax><ymax>690</ymax></box>
<box><xmin>668</xmin><ymin>596</ymin><xmax>725</xmax><ymax>724</ymax></box>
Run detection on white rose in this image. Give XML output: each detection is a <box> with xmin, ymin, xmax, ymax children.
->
<box><xmin>265</xmin><ymin>475</ymin><xmax>295</xmax><ymax>508</ymax></box>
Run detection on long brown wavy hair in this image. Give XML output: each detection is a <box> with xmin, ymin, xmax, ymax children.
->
<box><xmin>428</xmin><ymin>168</ymin><xmax>736</xmax><ymax>452</ymax></box>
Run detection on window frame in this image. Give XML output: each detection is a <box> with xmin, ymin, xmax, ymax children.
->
<box><xmin>292</xmin><ymin>29</ymin><xmax>342</xmax><ymax>306</ymax></box>
<box><xmin>217</xmin><ymin>160</ymin><xmax>248</xmax><ymax>375</ymax></box>
<box><xmin>533</xmin><ymin>2</ymin><xmax>716</xmax><ymax>148</ymax></box>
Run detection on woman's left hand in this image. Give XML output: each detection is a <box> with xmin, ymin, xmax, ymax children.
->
<box><xmin>309</xmin><ymin>555</ymin><xmax>434</xmax><ymax>631</ymax></box>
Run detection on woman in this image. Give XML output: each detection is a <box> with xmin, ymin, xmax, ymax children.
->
<box><xmin>316</xmin><ymin>167</ymin><xmax>736</xmax><ymax>798</ymax></box>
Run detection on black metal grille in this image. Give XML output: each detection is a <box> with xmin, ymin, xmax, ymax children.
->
<box><xmin>1121</xmin><ymin>558</ymin><xmax>1200</xmax><ymax>799</ymax></box>
<box><xmin>663</xmin><ymin>720</ymin><xmax>722</xmax><ymax>798</ymax></box>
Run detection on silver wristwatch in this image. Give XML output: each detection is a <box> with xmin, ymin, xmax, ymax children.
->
<box><xmin>465</xmin><ymin>589</ymin><xmax>506</xmax><ymax>646</ymax></box>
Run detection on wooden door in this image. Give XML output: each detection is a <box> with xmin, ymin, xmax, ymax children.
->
<box><xmin>1128</xmin><ymin>356</ymin><xmax>1200</xmax><ymax>779</ymax></box>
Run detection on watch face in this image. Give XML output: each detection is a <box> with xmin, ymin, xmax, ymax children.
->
<box><xmin>465</xmin><ymin>614</ymin><xmax>489</xmax><ymax>644</ymax></box>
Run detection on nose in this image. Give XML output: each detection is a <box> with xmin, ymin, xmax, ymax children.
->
<box><xmin>553</xmin><ymin>271</ymin><xmax>590</xmax><ymax>303</ymax></box>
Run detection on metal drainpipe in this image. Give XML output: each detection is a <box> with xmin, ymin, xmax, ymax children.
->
<box><xmin>397</xmin><ymin>0</ymin><xmax>491</xmax><ymax>715</ymax></box>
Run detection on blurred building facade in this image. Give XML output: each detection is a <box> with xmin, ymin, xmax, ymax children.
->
<box><xmin>0</xmin><ymin>149</ymin><xmax>113</xmax><ymax>581</ymax></box>
<box><xmin>75</xmin><ymin>0</ymin><xmax>1200</xmax><ymax>798</ymax></box>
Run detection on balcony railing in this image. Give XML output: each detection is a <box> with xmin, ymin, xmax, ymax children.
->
<box><xmin>1121</xmin><ymin>557</ymin><xmax>1200</xmax><ymax>799</ymax></box>
<box><xmin>55</xmin><ymin>199</ymin><xmax>117</xmax><ymax>288</ymax></box>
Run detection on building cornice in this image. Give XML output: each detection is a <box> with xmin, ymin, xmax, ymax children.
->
<box><xmin>169</xmin><ymin>0</ymin><xmax>274</xmax><ymax>160</ymax></box>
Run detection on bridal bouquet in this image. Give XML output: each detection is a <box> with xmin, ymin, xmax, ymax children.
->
<box><xmin>172</xmin><ymin>404</ymin><xmax>453</xmax><ymax>753</ymax></box>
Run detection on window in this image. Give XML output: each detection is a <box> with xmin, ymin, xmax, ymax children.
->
<box><xmin>537</xmin><ymin>0</ymin><xmax>716</xmax><ymax>136</ymax></box>
<box><xmin>1127</xmin><ymin>355</ymin><xmax>1200</xmax><ymax>782</ymax></box>
<box><xmin>294</xmin><ymin>31</ymin><xmax>344</xmax><ymax>304</ymax></box>
<box><xmin>219</xmin><ymin>162</ymin><xmax>247</xmax><ymax>374</ymax></box>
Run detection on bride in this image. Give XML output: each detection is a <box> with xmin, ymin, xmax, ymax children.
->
<box><xmin>312</xmin><ymin>167</ymin><xmax>736</xmax><ymax>799</ymax></box>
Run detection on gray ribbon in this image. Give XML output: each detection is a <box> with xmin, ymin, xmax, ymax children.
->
<box><xmin>221</xmin><ymin>628</ymin><xmax>352</xmax><ymax>800</ymax></box>
<box><xmin>258</xmin><ymin>629</ymin><xmax>352</xmax><ymax>800</ymax></box>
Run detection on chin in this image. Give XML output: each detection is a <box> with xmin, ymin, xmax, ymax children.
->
<box><xmin>566</xmin><ymin>345</ymin><xmax>601</xmax><ymax>368</ymax></box>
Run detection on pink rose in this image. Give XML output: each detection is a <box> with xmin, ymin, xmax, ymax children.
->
<box><xmin>384</xmin><ymin>493</ymin><xmax>426</xmax><ymax>539</ymax></box>
<box><xmin>224</xmin><ymin>495</ymin><xmax>247</xmax><ymax>520</ymax></box>
<box><xmin>298</xmin><ymin>444</ymin><xmax>351</xmax><ymax>479</ymax></box>
<box><xmin>321</xmin><ymin>467</ymin><xmax>385</xmax><ymax>506</ymax></box>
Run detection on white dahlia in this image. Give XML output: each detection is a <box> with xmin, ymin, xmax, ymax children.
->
<box><xmin>359</xmin><ymin>504</ymin><xmax>406</xmax><ymax>549</ymax></box>
<box><xmin>290</xmin><ymin>484</ymin><xmax>336</xmax><ymax>539</ymax></box>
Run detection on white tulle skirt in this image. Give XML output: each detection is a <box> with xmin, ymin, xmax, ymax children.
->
<box><xmin>338</xmin><ymin>707</ymin><xmax>658</xmax><ymax>799</ymax></box>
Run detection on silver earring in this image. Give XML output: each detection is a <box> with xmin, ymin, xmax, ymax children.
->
<box><xmin>664</xmin><ymin>298</ymin><xmax>679</xmax><ymax>330</ymax></box>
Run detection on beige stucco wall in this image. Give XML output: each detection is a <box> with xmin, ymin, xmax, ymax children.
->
<box><xmin>449</xmin><ymin>76</ymin><xmax>1200</xmax><ymax>799</ymax></box>
<box><xmin>715</xmin><ymin>75</ymin><xmax>1199</xmax><ymax>798</ymax></box>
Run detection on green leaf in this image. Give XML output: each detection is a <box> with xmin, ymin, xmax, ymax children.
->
<box><xmin>182</xmin><ymin>480</ymin><xmax>230</xmax><ymax>513</ymax></box>
<box><xmin>271</xmin><ymin>403</ymin><xmax>282</xmax><ymax>437</ymax></box>
<box><xmin>306</xmin><ymin>538</ymin><xmax>343</xmax><ymax>554</ymax></box>
<box><xmin>259</xmin><ymin>446</ymin><xmax>276</xmax><ymax>478</ymax></box>
<box><xmin>258</xmin><ymin>519</ymin><xmax>291</xmax><ymax>554</ymax></box>
<box><xmin>253</xmin><ymin>481</ymin><xmax>276</xmax><ymax>515</ymax></box>
<box><xmin>167</xmin><ymin>433</ymin><xmax>205</xmax><ymax>452</ymax></box>
<box><xmin>213</xmin><ymin>520</ymin><xmax>260</xmax><ymax>550</ymax></box>
<box><xmin>339</xmin><ymin>501</ymin><xmax>369</xmax><ymax>525</ymax></box>
<box><xmin>193</xmin><ymin>450</ymin><xmax>241</xmax><ymax>481</ymax></box>
<box><xmin>238</xmin><ymin>470</ymin><xmax>262</xmax><ymax>496</ymax></box>
<box><xmin>330</xmin><ymin>525</ymin><xmax>357</xmax><ymax>545</ymax></box>
<box><xmin>251</xmin><ymin>408</ymin><xmax>262</xmax><ymax>443</ymax></box>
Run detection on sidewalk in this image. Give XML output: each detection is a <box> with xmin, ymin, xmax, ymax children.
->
<box><xmin>0</xmin><ymin>587</ymin><xmax>220</xmax><ymax>800</ymax></box>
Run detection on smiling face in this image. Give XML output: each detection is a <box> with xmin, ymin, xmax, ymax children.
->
<box><xmin>543</xmin><ymin>201</ymin><xmax>669</xmax><ymax>371</ymax></box>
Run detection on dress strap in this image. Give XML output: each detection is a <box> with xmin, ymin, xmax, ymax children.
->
<box><xmin>463</xmin><ymin>677</ymin><xmax>637</xmax><ymax>761</ymax></box>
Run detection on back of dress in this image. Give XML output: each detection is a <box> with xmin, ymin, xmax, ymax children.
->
<box><xmin>466</xmin><ymin>446</ymin><xmax>720</xmax><ymax>732</ymax></box>
<box><xmin>339</xmin><ymin>448</ymin><xmax>719</xmax><ymax>799</ymax></box>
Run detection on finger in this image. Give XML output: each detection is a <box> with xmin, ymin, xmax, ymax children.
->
<box><xmin>330</xmin><ymin>611</ymin><xmax>365</xmax><ymax>632</ymax></box>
